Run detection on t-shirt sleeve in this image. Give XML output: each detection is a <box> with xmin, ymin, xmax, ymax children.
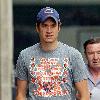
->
<box><xmin>71</xmin><ymin>50</ymin><xmax>88</xmax><ymax>82</ymax></box>
<box><xmin>15</xmin><ymin>52</ymin><xmax>28</xmax><ymax>80</ymax></box>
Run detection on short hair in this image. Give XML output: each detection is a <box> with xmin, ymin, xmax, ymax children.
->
<box><xmin>83</xmin><ymin>37</ymin><xmax>100</xmax><ymax>51</ymax></box>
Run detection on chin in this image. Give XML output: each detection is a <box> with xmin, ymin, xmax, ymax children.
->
<box><xmin>93</xmin><ymin>65</ymin><xmax>100</xmax><ymax>69</ymax></box>
<box><xmin>94</xmin><ymin>67</ymin><xmax>100</xmax><ymax>71</ymax></box>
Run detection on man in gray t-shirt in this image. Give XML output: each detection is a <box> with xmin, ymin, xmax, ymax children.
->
<box><xmin>15</xmin><ymin>7</ymin><xmax>90</xmax><ymax>100</ymax></box>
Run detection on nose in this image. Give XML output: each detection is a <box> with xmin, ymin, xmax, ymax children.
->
<box><xmin>93</xmin><ymin>52</ymin><xmax>98</xmax><ymax>60</ymax></box>
<box><xmin>47</xmin><ymin>26</ymin><xmax>52</xmax><ymax>33</ymax></box>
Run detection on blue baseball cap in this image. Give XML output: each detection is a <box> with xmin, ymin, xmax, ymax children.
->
<box><xmin>37</xmin><ymin>7</ymin><xmax>60</xmax><ymax>23</ymax></box>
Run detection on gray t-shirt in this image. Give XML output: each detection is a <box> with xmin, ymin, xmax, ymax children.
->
<box><xmin>16</xmin><ymin>42</ymin><xmax>88</xmax><ymax>100</ymax></box>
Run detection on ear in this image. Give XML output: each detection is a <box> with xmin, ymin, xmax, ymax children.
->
<box><xmin>36</xmin><ymin>23</ymin><xmax>39</xmax><ymax>33</ymax></box>
<box><xmin>84</xmin><ymin>51</ymin><xmax>86</xmax><ymax>57</ymax></box>
<box><xmin>58</xmin><ymin>25</ymin><xmax>61</xmax><ymax>32</ymax></box>
<box><xmin>83</xmin><ymin>51</ymin><xmax>88</xmax><ymax>63</ymax></box>
<box><xmin>84</xmin><ymin>51</ymin><xmax>88</xmax><ymax>60</ymax></box>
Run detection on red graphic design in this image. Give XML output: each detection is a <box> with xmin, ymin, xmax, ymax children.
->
<box><xmin>29</xmin><ymin>57</ymin><xmax>69</xmax><ymax>97</ymax></box>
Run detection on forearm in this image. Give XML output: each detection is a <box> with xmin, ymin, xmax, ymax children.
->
<box><xmin>16</xmin><ymin>97</ymin><xmax>25</xmax><ymax>100</ymax></box>
<box><xmin>80</xmin><ymin>95</ymin><xmax>90</xmax><ymax>100</ymax></box>
<box><xmin>79</xmin><ymin>87</ymin><xmax>90</xmax><ymax>100</ymax></box>
<box><xmin>16</xmin><ymin>92</ymin><xmax>26</xmax><ymax>100</ymax></box>
<box><xmin>75</xmin><ymin>80</ymin><xmax>90</xmax><ymax>100</ymax></box>
<box><xmin>16</xmin><ymin>94</ymin><xmax>26</xmax><ymax>100</ymax></box>
<box><xmin>16</xmin><ymin>79</ymin><xmax>28</xmax><ymax>100</ymax></box>
<box><xmin>76</xmin><ymin>92</ymin><xmax>90</xmax><ymax>100</ymax></box>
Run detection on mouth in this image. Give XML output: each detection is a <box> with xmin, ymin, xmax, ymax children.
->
<box><xmin>93</xmin><ymin>61</ymin><xmax>100</xmax><ymax>65</ymax></box>
<box><xmin>46</xmin><ymin>35</ymin><xmax>53</xmax><ymax>38</ymax></box>
<box><xmin>93</xmin><ymin>61</ymin><xmax>98</xmax><ymax>63</ymax></box>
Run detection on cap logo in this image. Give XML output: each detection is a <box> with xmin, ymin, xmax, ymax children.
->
<box><xmin>44</xmin><ymin>8</ymin><xmax>53</xmax><ymax>14</ymax></box>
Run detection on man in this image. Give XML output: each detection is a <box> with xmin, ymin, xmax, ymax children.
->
<box><xmin>83</xmin><ymin>37</ymin><xmax>100</xmax><ymax>100</ymax></box>
<box><xmin>16</xmin><ymin>7</ymin><xmax>90</xmax><ymax>100</ymax></box>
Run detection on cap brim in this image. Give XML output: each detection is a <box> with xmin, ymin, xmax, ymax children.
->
<box><xmin>41</xmin><ymin>15</ymin><xmax>58</xmax><ymax>23</ymax></box>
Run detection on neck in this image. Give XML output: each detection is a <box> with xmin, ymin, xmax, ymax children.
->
<box><xmin>89</xmin><ymin>67</ymin><xmax>100</xmax><ymax>81</ymax></box>
<box><xmin>40</xmin><ymin>41</ymin><xmax>59</xmax><ymax>52</ymax></box>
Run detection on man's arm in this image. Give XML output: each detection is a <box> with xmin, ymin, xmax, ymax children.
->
<box><xmin>16</xmin><ymin>79</ymin><xmax>28</xmax><ymax>100</ymax></box>
<box><xmin>75</xmin><ymin>79</ymin><xmax>90</xmax><ymax>100</ymax></box>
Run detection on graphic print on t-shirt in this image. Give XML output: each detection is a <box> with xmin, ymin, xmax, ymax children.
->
<box><xmin>29</xmin><ymin>57</ymin><xmax>70</xmax><ymax>97</ymax></box>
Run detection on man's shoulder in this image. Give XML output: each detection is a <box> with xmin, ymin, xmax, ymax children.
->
<box><xmin>60</xmin><ymin>42</ymin><xmax>79</xmax><ymax>53</ymax></box>
<box><xmin>20</xmin><ymin>43</ymin><xmax>39</xmax><ymax>55</ymax></box>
